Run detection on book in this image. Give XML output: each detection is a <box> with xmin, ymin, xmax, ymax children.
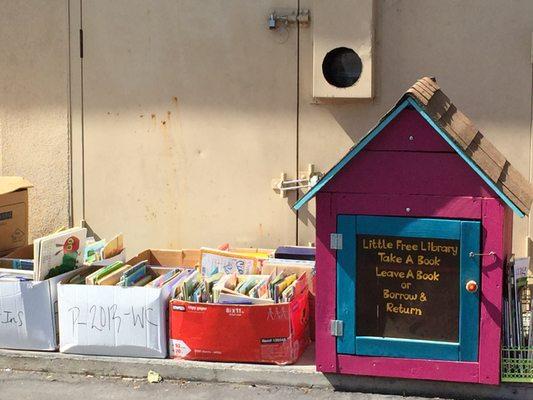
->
<box><xmin>148</xmin><ymin>268</ymin><xmax>180</xmax><ymax>288</ymax></box>
<box><xmin>249</xmin><ymin>273</ymin><xmax>273</xmax><ymax>299</ymax></box>
<box><xmin>103</xmin><ymin>233</ymin><xmax>124</xmax><ymax>259</ymax></box>
<box><xmin>218</xmin><ymin>292</ymin><xmax>274</xmax><ymax>305</ymax></box>
<box><xmin>273</xmin><ymin>274</ymin><xmax>297</xmax><ymax>303</ymax></box>
<box><xmin>503</xmin><ymin>256</ymin><xmax>533</xmax><ymax>349</ymax></box>
<box><xmin>118</xmin><ymin>261</ymin><xmax>148</xmax><ymax>287</ymax></box>
<box><xmin>166</xmin><ymin>269</ymin><xmax>193</xmax><ymax>289</ymax></box>
<box><xmin>34</xmin><ymin>227</ymin><xmax>87</xmax><ymax>281</ymax></box>
<box><xmin>134</xmin><ymin>274</ymin><xmax>155</xmax><ymax>286</ymax></box>
<box><xmin>274</xmin><ymin>246</ymin><xmax>315</xmax><ymax>261</ymax></box>
<box><xmin>200</xmin><ymin>248</ymin><xmax>259</xmax><ymax>277</ymax></box>
<box><xmin>96</xmin><ymin>264</ymin><xmax>130</xmax><ymax>286</ymax></box>
<box><xmin>85</xmin><ymin>261</ymin><xmax>125</xmax><ymax>285</ymax></box>
<box><xmin>182</xmin><ymin>270</ymin><xmax>200</xmax><ymax>301</ymax></box>
<box><xmin>83</xmin><ymin>239</ymin><xmax>106</xmax><ymax>265</ymax></box>
<box><xmin>212</xmin><ymin>273</ymin><xmax>238</xmax><ymax>303</ymax></box>
<box><xmin>281</xmin><ymin>273</ymin><xmax>308</xmax><ymax>303</ymax></box>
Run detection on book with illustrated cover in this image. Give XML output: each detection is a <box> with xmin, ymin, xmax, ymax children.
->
<box><xmin>34</xmin><ymin>227</ymin><xmax>87</xmax><ymax>281</ymax></box>
<box><xmin>200</xmin><ymin>248</ymin><xmax>259</xmax><ymax>277</ymax></box>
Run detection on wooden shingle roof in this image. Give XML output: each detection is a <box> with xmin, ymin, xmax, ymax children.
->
<box><xmin>294</xmin><ymin>77</ymin><xmax>533</xmax><ymax>216</ymax></box>
<box><xmin>405</xmin><ymin>77</ymin><xmax>533</xmax><ymax>215</ymax></box>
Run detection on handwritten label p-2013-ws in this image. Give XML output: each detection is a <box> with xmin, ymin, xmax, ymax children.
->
<box><xmin>67</xmin><ymin>304</ymin><xmax>158</xmax><ymax>335</ymax></box>
<box><xmin>58</xmin><ymin>284</ymin><xmax>170</xmax><ymax>357</ymax></box>
<box><xmin>58</xmin><ymin>284</ymin><xmax>166</xmax><ymax>341</ymax></box>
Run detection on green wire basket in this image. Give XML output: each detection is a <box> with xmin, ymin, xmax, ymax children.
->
<box><xmin>501</xmin><ymin>347</ymin><xmax>533</xmax><ymax>383</ymax></box>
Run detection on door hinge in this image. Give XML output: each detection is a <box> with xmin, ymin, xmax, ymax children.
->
<box><xmin>330</xmin><ymin>233</ymin><xmax>343</xmax><ymax>250</ymax></box>
<box><xmin>79</xmin><ymin>29</ymin><xmax>84</xmax><ymax>58</ymax></box>
<box><xmin>330</xmin><ymin>320</ymin><xmax>344</xmax><ymax>337</ymax></box>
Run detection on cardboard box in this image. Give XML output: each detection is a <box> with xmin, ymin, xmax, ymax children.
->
<box><xmin>261</xmin><ymin>259</ymin><xmax>316</xmax><ymax>341</ymax></box>
<box><xmin>58</xmin><ymin>249</ymin><xmax>199</xmax><ymax>358</ymax></box>
<box><xmin>169</xmin><ymin>289</ymin><xmax>310</xmax><ymax>364</ymax></box>
<box><xmin>0</xmin><ymin>243</ymin><xmax>126</xmax><ymax>351</ymax></box>
<box><xmin>0</xmin><ymin>270</ymin><xmax>69</xmax><ymax>351</ymax></box>
<box><xmin>88</xmin><ymin>248</ymin><xmax>126</xmax><ymax>267</ymax></box>
<box><xmin>129</xmin><ymin>248</ymin><xmax>200</xmax><ymax>268</ymax></box>
<box><xmin>0</xmin><ymin>177</ymin><xmax>33</xmax><ymax>256</ymax></box>
<box><xmin>0</xmin><ymin>244</ymin><xmax>33</xmax><ymax>270</ymax></box>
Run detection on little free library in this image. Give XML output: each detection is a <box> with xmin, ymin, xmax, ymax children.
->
<box><xmin>296</xmin><ymin>77</ymin><xmax>533</xmax><ymax>385</ymax></box>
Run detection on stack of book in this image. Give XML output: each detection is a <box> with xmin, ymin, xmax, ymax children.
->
<box><xmin>172</xmin><ymin>270</ymin><xmax>305</xmax><ymax>305</ymax></box>
<box><xmin>65</xmin><ymin>260</ymin><xmax>194</xmax><ymax>289</ymax></box>
<box><xmin>503</xmin><ymin>257</ymin><xmax>532</xmax><ymax>351</ymax></box>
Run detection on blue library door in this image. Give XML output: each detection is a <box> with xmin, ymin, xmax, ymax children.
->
<box><xmin>336</xmin><ymin>215</ymin><xmax>481</xmax><ymax>361</ymax></box>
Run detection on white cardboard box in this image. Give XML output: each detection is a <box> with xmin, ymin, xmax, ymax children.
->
<box><xmin>0</xmin><ymin>272</ymin><xmax>67</xmax><ymax>351</ymax></box>
<box><xmin>58</xmin><ymin>279</ymin><xmax>172</xmax><ymax>358</ymax></box>
<box><xmin>58</xmin><ymin>249</ymin><xmax>199</xmax><ymax>358</ymax></box>
<box><xmin>0</xmin><ymin>243</ymin><xmax>126</xmax><ymax>351</ymax></box>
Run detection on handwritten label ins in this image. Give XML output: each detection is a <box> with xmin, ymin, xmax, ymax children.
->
<box><xmin>0</xmin><ymin>310</ymin><xmax>24</xmax><ymax>328</ymax></box>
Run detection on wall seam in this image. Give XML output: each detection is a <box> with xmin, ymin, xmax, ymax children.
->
<box><xmin>80</xmin><ymin>0</ymin><xmax>85</xmax><ymax>222</ymax></box>
<box><xmin>67</xmin><ymin>0</ymin><xmax>73</xmax><ymax>227</ymax></box>
<box><xmin>295</xmin><ymin>0</ymin><xmax>301</xmax><ymax>246</ymax></box>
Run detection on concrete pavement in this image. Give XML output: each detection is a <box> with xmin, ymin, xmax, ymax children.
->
<box><xmin>0</xmin><ymin>369</ymin><xmax>444</xmax><ymax>400</ymax></box>
<box><xmin>0</xmin><ymin>348</ymin><xmax>530</xmax><ymax>400</ymax></box>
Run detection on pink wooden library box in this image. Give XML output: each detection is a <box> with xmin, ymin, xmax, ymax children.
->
<box><xmin>295</xmin><ymin>77</ymin><xmax>533</xmax><ymax>384</ymax></box>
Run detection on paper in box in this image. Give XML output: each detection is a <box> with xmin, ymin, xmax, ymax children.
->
<box><xmin>58</xmin><ymin>249</ymin><xmax>199</xmax><ymax>358</ymax></box>
<box><xmin>168</xmin><ymin>289</ymin><xmax>310</xmax><ymax>364</ymax></box>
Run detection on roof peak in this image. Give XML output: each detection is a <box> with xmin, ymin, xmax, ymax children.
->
<box><xmin>294</xmin><ymin>77</ymin><xmax>533</xmax><ymax>216</ymax></box>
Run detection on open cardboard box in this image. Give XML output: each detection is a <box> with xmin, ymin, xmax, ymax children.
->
<box><xmin>57</xmin><ymin>249</ymin><xmax>199</xmax><ymax>358</ymax></box>
<box><xmin>0</xmin><ymin>177</ymin><xmax>32</xmax><ymax>256</ymax></box>
<box><xmin>0</xmin><ymin>242</ymin><xmax>127</xmax><ymax>351</ymax></box>
<box><xmin>169</xmin><ymin>273</ymin><xmax>311</xmax><ymax>364</ymax></box>
<box><xmin>261</xmin><ymin>259</ymin><xmax>316</xmax><ymax>341</ymax></box>
<box><xmin>0</xmin><ymin>245</ymin><xmax>65</xmax><ymax>351</ymax></box>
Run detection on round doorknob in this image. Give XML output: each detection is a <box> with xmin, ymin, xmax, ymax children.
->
<box><xmin>466</xmin><ymin>280</ymin><xmax>478</xmax><ymax>293</ymax></box>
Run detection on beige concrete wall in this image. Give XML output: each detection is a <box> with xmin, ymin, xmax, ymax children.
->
<box><xmin>0</xmin><ymin>0</ymin><xmax>70</xmax><ymax>239</ymax></box>
<box><xmin>0</xmin><ymin>0</ymin><xmax>532</xmax><ymax>255</ymax></box>
<box><xmin>298</xmin><ymin>0</ymin><xmax>533</xmax><ymax>256</ymax></box>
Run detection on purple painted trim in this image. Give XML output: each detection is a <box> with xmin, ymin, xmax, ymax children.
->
<box><xmin>477</xmin><ymin>199</ymin><xmax>506</xmax><ymax>385</ymax></box>
<box><xmin>330</xmin><ymin>193</ymin><xmax>482</xmax><ymax>220</ymax></box>
<box><xmin>337</xmin><ymin>355</ymin><xmax>479</xmax><ymax>383</ymax></box>
<box><xmin>315</xmin><ymin>192</ymin><xmax>337</xmax><ymax>373</ymax></box>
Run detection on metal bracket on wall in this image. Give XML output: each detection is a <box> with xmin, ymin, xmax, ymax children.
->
<box><xmin>267</xmin><ymin>9</ymin><xmax>310</xmax><ymax>30</ymax></box>
<box><xmin>271</xmin><ymin>164</ymin><xmax>322</xmax><ymax>198</ymax></box>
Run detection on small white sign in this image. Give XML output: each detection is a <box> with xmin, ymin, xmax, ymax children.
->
<box><xmin>169</xmin><ymin>338</ymin><xmax>191</xmax><ymax>358</ymax></box>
